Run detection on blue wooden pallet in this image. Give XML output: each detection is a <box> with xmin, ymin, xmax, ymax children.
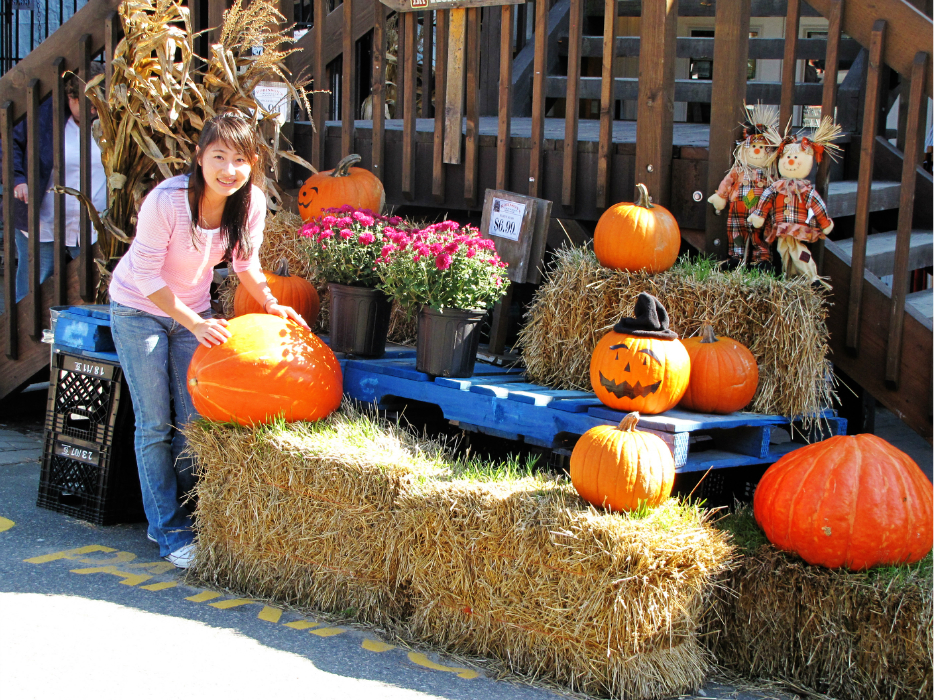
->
<box><xmin>339</xmin><ymin>354</ymin><xmax>847</xmax><ymax>473</ymax></box>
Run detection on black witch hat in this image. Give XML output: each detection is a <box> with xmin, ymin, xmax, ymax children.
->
<box><xmin>613</xmin><ymin>293</ymin><xmax>678</xmax><ymax>340</ymax></box>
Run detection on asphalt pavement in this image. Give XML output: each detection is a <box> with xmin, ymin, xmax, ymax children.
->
<box><xmin>0</xmin><ymin>387</ymin><xmax>799</xmax><ymax>700</ymax></box>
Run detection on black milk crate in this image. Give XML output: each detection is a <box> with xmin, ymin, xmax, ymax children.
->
<box><xmin>46</xmin><ymin>352</ymin><xmax>129</xmax><ymax>444</ymax></box>
<box><xmin>37</xmin><ymin>430</ymin><xmax>144</xmax><ymax>525</ymax></box>
<box><xmin>38</xmin><ymin>350</ymin><xmax>143</xmax><ymax>525</ymax></box>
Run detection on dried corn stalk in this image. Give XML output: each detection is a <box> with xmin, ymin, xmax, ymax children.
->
<box><xmin>79</xmin><ymin>0</ymin><xmax>313</xmax><ymax>300</ymax></box>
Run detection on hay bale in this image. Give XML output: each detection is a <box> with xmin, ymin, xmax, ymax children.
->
<box><xmin>185</xmin><ymin>410</ymin><xmax>733</xmax><ymax>699</ymax></box>
<box><xmin>393</xmin><ymin>480</ymin><xmax>732</xmax><ymax>699</ymax></box>
<box><xmin>185</xmin><ymin>409</ymin><xmax>446</xmax><ymax>623</ymax></box>
<box><xmin>517</xmin><ymin>247</ymin><xmax>834</xmax><ymax>423</ymax></box>
<box><xmin>705</xmin><ymin>509</ymin><xmax>933</xmax><ymax>700</ymax></box>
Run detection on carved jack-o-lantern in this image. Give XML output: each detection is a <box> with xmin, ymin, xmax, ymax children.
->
<box><xmin>589</xmin><ymin>332</ymin><xmax>691</xmax><ymax>414</ymax></box>
<box><xmin>297</xmin><ymin>154</ymin><xmax>385</xmax><ymax>222</ymax></box>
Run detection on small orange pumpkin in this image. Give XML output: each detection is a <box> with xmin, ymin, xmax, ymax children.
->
<box><xmin>187</xmin><ymin>314</ymin><xmax>342</xmax><ymax>426</ymax></box>
<box><xmin>590</xmin><ymin>331</ymin><xmax>690</xmax><ymax>415</ymax></box>
<box><xmin>753</xmin><ymin>433</ymin><xmax>934</xmax><ymax>570</ymax></box>
<box><xmin>679</xmin><ymin>323</ymin><xmax>759</xmax><ymax>414</ymax></box>
<box><xmin>233</xmin><ymin>257</ymin><xmax>320</xmax><ymax>324</ymax></box>
<box><xmin>593</xmin><ymin>183</ymin><xmax>681</xmax><ymax>273</ymax></box>
<box><xmin>297</xmin><ymin>154</ymin><xmax>386</xmax><ymax>222</ymax></box>
<box><xmin>570</xmin><ymin>412</ymin><xmax>675</xmax><ymax>512</ymax></box>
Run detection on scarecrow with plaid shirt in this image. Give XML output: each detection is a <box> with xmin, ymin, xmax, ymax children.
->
<box><xmin>748</xmin><ymin>117</ymin><xmax>842</xmax><ymax>289</ymax></box>
<box><xmin>708</xmin><ymin>103</ymin><xmax>781</xmax><ymax>268</ymax></box>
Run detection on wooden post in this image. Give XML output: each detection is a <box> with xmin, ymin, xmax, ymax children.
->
<box><xmin>443</xmin><ymin>8</ymin><xmax>467</xmax><ymax>164</ymax></box>
<box><xmin>635</xmin><ymin>0</ymin><xmax>679</xmax><ymax>208</ymax></box>
<box><xmin>104</xmin><ymin>11</ymin><xmax>120</xmax><ymax>95</ymax></box>
<box><xmin>846</xmin><ymin>21</ymin><xmax>886</xmax><ymax>354</ymax></box>
<box><xmin>561</xmin><ymin>0</ymin><xmax>583</xmax><ymax>211</ymax></box>
<box><xmin>433</xmin><ymin>10</ymin><xmax>449</xmax><ymax>200</ymax></box>
<box><xmin>464</xmin><ymin>7</ymin><xmax>481</xmax><ymax>205</ymax></box>
<box><xmin>208</xmin><ymin>0</ymin><xmax>226</xmax><ymax>47</ymax></box>
<box><xmin>402</xmin><ymin>11</ymin><xmax>417</xmax><ymax>199</ymax></box>
<box><xmin>52</xmin><ymin>58</ymin><xmax>67</xmax><ymax>307</ymax></box>
<box><xmin>0</xmin><ymin>102</ymin><xmax>16</xmax><ymax>358</ymax></box>
<box><xmin>885</xmin><ymin>51</ymin><xmax>927</xmax><ymax>387</ymax></box>
<box><xmin>421</xmin><ymin>12</ymin><xmax>434</xmax><ymax>119</ymax></box>
<box><xmin>496</xmin><ymin>4</ymin><xmax>513</xmax><ymax>191</ymax></box>
<box><xmin>815</xmin><ymin>0</ymin><xmax>841</xmax><ymax>202</ymax></box>
<box><xmin>528</xmin><ymin>0</ymin><xmax>548</xmax><ymax>198</ymax></box>
<box><xmin>779</xmin><ymin>0</ymin><xmax>800</xmax><ymax>130</ymax></box>
<box><xmin>342</xmin><ymin>0</ymin><xmax>356</xmax><ymax>157</ymax></box>
<box><xmin>78</xmin><ymin>34</ymin><xmax>94</xmax><ymax>303</ymax></box>
<box><xmin>312</xmin><ymin>0</ymin><xmax>327</xmax><ymax>170</ymax></box>
<box><xmin>372</xmin><ymin>2</ymin><xmax>387</xmax><ymax>180</ymax></box>
<box><xmin>595</xmin><ymin>0</ymin><xmax>616</xmax><ymax>210</ymax></box>
<box><xmin>27</xmin><ymin>80</ymin><xmax>42</xmax><ymax>335</ymax></box>
<box><xmin>703</xmin><ymin>0</ymin><xmax>750</xmax><ymax>256</ymax></box>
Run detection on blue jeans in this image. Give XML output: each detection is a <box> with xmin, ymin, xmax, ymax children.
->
<box><xmin>14</xmin><ymin>228</ymin><xmax>80</xmax><ymax>303</ymax></box>
<box><xmin>110</xmin><ymin>300</ymin><xmax>211</xmax><ymax>556</ymax></box>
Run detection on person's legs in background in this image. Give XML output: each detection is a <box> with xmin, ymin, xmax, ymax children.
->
<box><xmin>14</xmin><ymin>229</ymin><xmax>54</xmax><ymax>303</ymax></box>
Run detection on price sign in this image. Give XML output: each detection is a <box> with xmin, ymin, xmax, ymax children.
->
<box><xmin>253</xmin><ymin>82</ymin><xmax>291</xmax><ymax>126</ymax></box>
<box><xmin>489</xmin><ymin>198</ymin><xmax>526</xmax><ymax>242</ymax></box>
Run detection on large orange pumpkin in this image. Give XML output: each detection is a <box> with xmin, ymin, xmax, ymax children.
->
<box><xmin>233</xmin><ymin>257</ymin><xmax>320</xmax><ymax>324</ymax></box>
<box><xmin>297</xmin><ymin>154</ymin><xmax>385</xmax><ymax>222</ymax></box>
<box><xmin>187</xmin><ymin>314</ymin><xmax>342</xmax><ymax>425</ymax></box>
<box><xmin>679</xmin><ymin>323</ymin><xmax>759</xmax><ymax>414</ymax></box>
<box><xmin>753</xmin><ymin>434</ymin><xmax>934</xmax><ymax>570</ymax></box>
<box><xmin>590</xmin><ymin>331</ymin><xmax>690</xmax><ymax>414</ymax></box>
<box><xmin>593</xmin><ymin>183</ymin><xmax>681</xmax><ymax>273</ymax></box>
<box><xmin>570</xmin><ymin>412</ymin><xmax>675</xmax><ymax>512</ymax></box>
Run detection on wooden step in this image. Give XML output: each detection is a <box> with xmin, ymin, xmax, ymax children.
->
<box><xmin>907</xmin><ymin>290</ymin><xmax>933</xmax><ymax>321</ymax></box>
<box><xmin>546</xmin><ymin>75</ymin><xmax>824</xmax><ymax>105</ymax></box>
<box><xmin>833</xmin><ymin>231</ymin><xmax>933</xmax><ymax>278</ymax></box>
<box><xmin>560</xmin><ymin>35</ymin><xmax>862</xmax><ymax>62</ymax></box>
<box><xmin>825</xmin><ymin>180</ymin><xmax>901</xmax><ymax>218</ymax></box>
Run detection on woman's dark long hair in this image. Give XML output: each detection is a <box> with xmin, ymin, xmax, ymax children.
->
<box><xmin>187</xmin><ymin>113</ymin><xmax>263</xmax><ymax>261</ymax></box>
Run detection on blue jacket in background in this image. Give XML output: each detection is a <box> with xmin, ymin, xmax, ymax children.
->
<box><xmin>0</xmin><ymin>98</ymin><xmax>56</xmax><ymax>233</ymax></box>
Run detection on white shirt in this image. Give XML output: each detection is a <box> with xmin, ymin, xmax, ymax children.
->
<box><xmin>36</xmin><ymin>116</ymin><xmax>105</xmax><ymax>245</ymax></box>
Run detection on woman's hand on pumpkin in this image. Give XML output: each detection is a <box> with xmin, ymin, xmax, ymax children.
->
<box><xmin>267</xmin><ymin>302</ymin><xmax>309</xmax><ymax>330</ymax></box>
<box><xmin>192</xmin><ymin>317</ymin><xmax>232</xmax><ymax>347</ymax></box>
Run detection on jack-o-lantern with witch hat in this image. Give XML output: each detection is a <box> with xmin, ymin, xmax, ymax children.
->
<box><xmin>747</xmin><ymin>117</ymin><xmax>842</xmax><ymax>288</ymax></box>
<box><xmin>590</xmin><ymin>293</ymin><xmax>691</xmax><ymax>414</ymax></box>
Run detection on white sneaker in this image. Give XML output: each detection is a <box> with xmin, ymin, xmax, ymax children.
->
<box><xmin>147</xmin><ymin>533</ymin><xmax>157</xmax><ymax>543</ymax></box>
<box><xmin>165</xmin><ymin>543</ymin><xmax>197</xmax><ymax>569</ymax></box>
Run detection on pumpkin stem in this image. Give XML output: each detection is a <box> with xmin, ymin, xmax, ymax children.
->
<box><xmin>634</xmin><ymin>183</ymin><xmax>654</xmax><ymax>209</ymax></box>
<box><xmin>699</xmin><ymin>323</ymin><xmax>718</xmax><ymax>344</ymax></box>
<box><xmin>274</xmin><ymin>257</ymin><xmax>291</xmax><ymax>277</ymax></box>
<box><xmin>617</xmin><ymin>412</ymin><xmax>641</xmax><ymax>431</ymax></box>
<box><xmin>333</xmin><ymin>154</ymin><xmax>362</xmax><ymax>177</ymax></box>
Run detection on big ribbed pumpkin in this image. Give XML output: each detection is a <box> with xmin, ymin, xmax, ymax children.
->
<box><xmin>679</xmin><ymin>323</ymin><xmax>759</xmax><ymax>414</ymax></box>
<box><xmin>593</xmin><ymin>183</ymin><xmax>681</xmax><ymax>273</ymax></box>
<box><xmin>297</xmin><ymin>154</ymin><xmax>385</xmax><ymax>222</ymax></box>
<box><xmin>753</xmin><ymin>434</ymin><xmax>934</xmax><ymax>570</ymax></box>
<box><xmin>187</xmin><ymin>314</ymin><xmax>342</xmax><ymax>425</ymax></box>
<box><xmin>233</xmin><ymin>257</ymin><xmax>320</xmax><ymax>324</ymax></box>
<box><xmin>590</xmin><ymin>330</ymin><xmax>691</xmax><ymax>414</ymax></box>
<box><xmin>570</xmin><ymin>412</ymin><xmax>675</xmax><ymax>512</ymax></box>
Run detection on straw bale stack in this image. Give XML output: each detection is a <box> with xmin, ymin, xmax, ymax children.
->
<box><xmin>393</xmin><ymin>482</ymin><xmax>732</xmax><ymax>698</ymax></box>
<box><xmin>185</xmin><ymin>410</ymin><xmax>733</xmax><ymax>698</ymax></box>
<box><xmin>518</xmin><ymin>247</ymin><xmax>834</xmax><ymax>422</ymax></box>
<box><xmin>704</xmin><ymin>510</ymin><xmax>933</xmax><ymax>700</ymax></box>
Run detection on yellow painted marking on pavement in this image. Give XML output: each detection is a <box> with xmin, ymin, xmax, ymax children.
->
<box><xmin>186</xmin><ymin>591</ymin><xmax>223</xmax><ymax>603</ymax></box>
<box><xmin>70</xmin><ymin>566</ymin><xmax>152</xmax><ymax>587</ymax></box>
<box><xmin>258</xmin><ymin>606</ymin><xmax>283</xmax><ymax>623</ymax></box>
<box><xmin>0</xmin><ymin>516</ymin><xmax>14</xmax><ymax>532</ymax></box>
<box><xmin>309</xmin><ymin>627</ymin><xmax>346</xmax><ymax>637</ymax></box>
<box><xmin>26</xmin><ymin>545</ymin><xmax>116</xmax><ymax>563</ymax></box>
<box><xmin>362</xmin><ymin>639</ymin><xmax>395</xmax><ymax>653</ymax></box>
<box><xmin>284</xmin><ymin>620</ymin><xmax>320</xmax><ymax>630</ymax></box>
<box><xmin>77</xmin><ymin>551</ymin><xmax>136</xmax><ymax>566</ymax></box>
<box><xmin>140</xmin><ymin>581</ymin><xmax>178</xmax><ymax>592</ymax></box>
<box><xmin>209</xmin><ymin>598</ymin><xmax>256</xmax><ymax>610</ymax></box>
<box><xmin>407</xmin><ymin>652</ymin><xmax>478</xmax><ymax>679</ymax></box>
<box><xmin>128</xmin><ymin>561</ymin><xmax>177</xmax><ymax>574</ymax></box>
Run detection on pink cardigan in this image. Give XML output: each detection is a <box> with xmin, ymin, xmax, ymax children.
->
<box><xmin>110</xmin><ymin>175</ymin><xmax>265</xmax><ymax>316</ymax></box>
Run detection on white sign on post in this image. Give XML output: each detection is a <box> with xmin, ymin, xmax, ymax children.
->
<box><xmin>253</xmin><ymin>82</ymin><xmax>291</xmax><ymax>127</ymax></box>
<box><xmin>488</xmin><ymin>197</ymin><xmax>526</xmax><ymax>242</ymax></box>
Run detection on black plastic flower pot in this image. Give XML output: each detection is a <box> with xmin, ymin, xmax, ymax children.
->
<box><xmin>415</xmin><ymin>306</ymin><xmax>486</xmax><ymax>378</ymax></box>
<box><xmin>328</xmin><ymin>283</ymin><xmax>392</xmax><ymax>358</ymax></box>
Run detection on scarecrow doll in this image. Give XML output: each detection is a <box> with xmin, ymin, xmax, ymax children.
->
<box><xmin>747</xmin><ymin>117</ymin><xmax>842</xmax><ymax>288</ymax></box>
<box><xmin>707</xmin><ymin>103</ymin><xmax>781</xmax><ymax>268</ymax></box>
